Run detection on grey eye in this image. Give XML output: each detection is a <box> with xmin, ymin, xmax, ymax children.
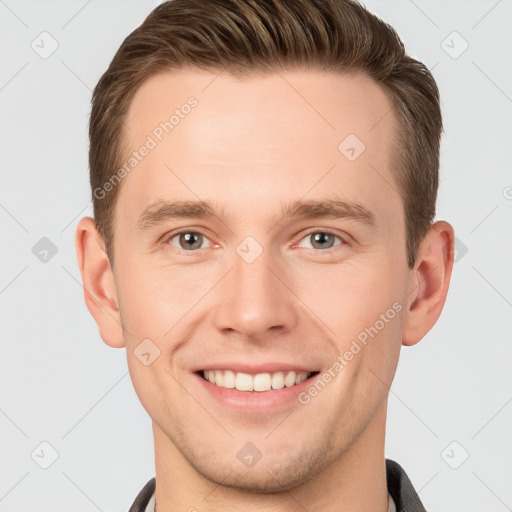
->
<box><xmin>300</xmin><ymin>232</ymin><xmax>342</xmax><ymax>250</ymax></box>
<box><xmin>169</xmin><ymin>232</ymin><xmax>207</xmax><ymax>250</ymax></box>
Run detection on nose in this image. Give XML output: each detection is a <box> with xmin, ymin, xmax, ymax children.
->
<box><xmin>212</xmin><ymin>246</ymin><xmax>299</xmax><ymax>341</ymax></box>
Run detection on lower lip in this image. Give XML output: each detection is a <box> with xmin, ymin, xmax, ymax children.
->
<box><xmin>193</xmin><ymin>372</ymin><xmax>319</xmax><ymax>410</ymax></box>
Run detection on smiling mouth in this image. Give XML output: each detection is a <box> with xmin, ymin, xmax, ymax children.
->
<box><xmin>198</xmin><ymin>370</ymin><xmax>320</xmax><ymax>392</ymax></box>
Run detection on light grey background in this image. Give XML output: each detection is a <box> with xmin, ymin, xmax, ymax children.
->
<box><xmin>1</xmin><ymin>0</ymin><xmax>511</xmax><ymax>511</ymax></box>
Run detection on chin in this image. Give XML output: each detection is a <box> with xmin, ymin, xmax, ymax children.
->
<box><xmin>189</xmin><ymin>444</ymin><xmax>334</xmax><ymax>494</ymax></box>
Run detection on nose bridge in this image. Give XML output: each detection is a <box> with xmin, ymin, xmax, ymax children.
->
<box><xmin>213</xmin><ymin>241</ymin><xmax>298</xmax><ymax>338</ymax></box>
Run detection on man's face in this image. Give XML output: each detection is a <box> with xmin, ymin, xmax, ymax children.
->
<box><xmin>112</xmin><ymin>68</ymin><xmax>413</xmax><ymax>491</ymax></box>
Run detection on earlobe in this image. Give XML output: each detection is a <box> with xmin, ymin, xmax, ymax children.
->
<box><xmin>402</xmin><ymin>221</ymin><xmax>455</xmax><ymax>346</ymax></box>
<box><xmin>75</xmin><ymin>217</ymin><xmax>125</xmax><ymax>348</ymax></box>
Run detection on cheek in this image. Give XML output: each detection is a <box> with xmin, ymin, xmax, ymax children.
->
<box><xmin>293</xmin><ymin>260</ymin><xmax>407</xmax><ymax>395</ymax></box>
<box><xmin>116</xmin><ymin>256</ymin><xmax>205</xmax><ymax>338</ymax></box>
<box><xmin>116</xmin><ymin>247</ymin><xmax>409</xmax><ymax>351</ymax></box>
<box><xmin>125</xmin><ymin>353</ymin><xmax>161</xmax><ymax>417</ymax></box>
<box><xmin>294</xmin><ymin>260</ymin><xmax>405</xmax><ymax>335</ymax></box>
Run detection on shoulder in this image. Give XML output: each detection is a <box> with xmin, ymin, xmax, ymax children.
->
<box><xmin>386</xmin><ymin>459</ymin><xmax>427</xmax><ymax>512</ymax></box>
<box><xmin>128</xmin><ymin>477</ymin><xmax>156</xmax><ymax>512</ymax></box>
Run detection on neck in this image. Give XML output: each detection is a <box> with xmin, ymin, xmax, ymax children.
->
<box><xmin>153</xmin><ymin>401</ymin><xmax>389</xmax><ymax>512</ymax></box>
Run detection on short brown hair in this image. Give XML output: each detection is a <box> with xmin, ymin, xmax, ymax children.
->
<box><xmin>89</xmin><ymin>0</ymin><xmax>442</xmax><ymax>268</ymax></box>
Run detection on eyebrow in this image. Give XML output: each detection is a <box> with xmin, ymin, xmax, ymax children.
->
<box><xmin>137</xmin><ymin>197</ymin><xmax>377</xmax><ymax>231</ymax></box>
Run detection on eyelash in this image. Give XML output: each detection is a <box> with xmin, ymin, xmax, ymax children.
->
<box><xmin>164</xmin><ymin>228</ymin><xmax>348</xmax><ymax>254</ymax></box>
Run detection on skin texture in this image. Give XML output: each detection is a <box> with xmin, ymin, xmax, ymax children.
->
<box><xmin>76</xmin><ymin>68</ymin><xmax>454</xmax><ymax>511</ymax></box>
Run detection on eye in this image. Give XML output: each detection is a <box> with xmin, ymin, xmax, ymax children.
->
<box><xmin>297</xmin><ymin>230</ymin><xmax>344</xmax><ymax>251</ymax></box>
<box><xmin>167</xmin><ymin>231</ymin><xmax>213</xmax><ymax>251</ymax></box>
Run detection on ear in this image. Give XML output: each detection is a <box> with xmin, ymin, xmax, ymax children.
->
<box><xmin>75</xmin><ymin>217</ymin><xmax>125</xmax><ymax>348</ymax></box>
<box><xmin>402</xmin><ymin>221</ymin><xmax>455</xmax><ymax>346</ymax></box>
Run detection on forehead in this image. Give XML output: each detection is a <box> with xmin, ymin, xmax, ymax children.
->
<box><xmin>119</xmin><ymin>67</ymin><xmax>401</xmax><ymax>226</ymax></box>
<box><xmin>125</xmin><ymin>67</ymin><xmax>396</xmax><ymax>152</ymax></box>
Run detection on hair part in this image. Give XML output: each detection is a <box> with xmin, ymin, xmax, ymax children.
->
<box><xmin>89</xmin><ymin>0</ymin><xmax>442</xmax><ymax>268</ymax></box>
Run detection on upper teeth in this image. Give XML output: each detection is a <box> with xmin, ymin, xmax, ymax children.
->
<box><xmin>203</xmin><ymin>370</ymin><xmax>311</xmax><ymax>392</ymax></box>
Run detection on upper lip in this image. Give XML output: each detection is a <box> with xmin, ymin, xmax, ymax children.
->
<box><xmin>194</xmin><ymin>363</ymin><xmax>319</xmax><ymax>374</ymax></box>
